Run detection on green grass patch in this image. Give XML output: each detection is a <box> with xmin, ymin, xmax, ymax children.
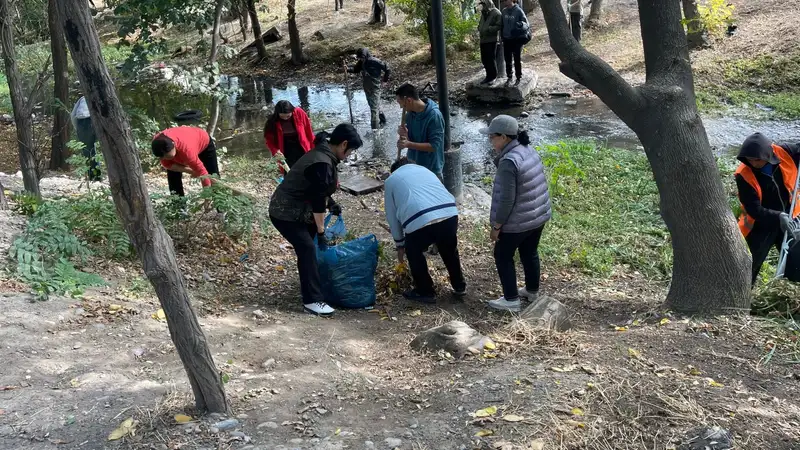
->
<box><xmin>537</xmin><ymin>140</ymin><xmax>672</xmax><ymax>278</ymax></box>
<box><xmin>0</xmin><ymin>73</ymin><xmax>10</xmax><ymax>114</ymax></box>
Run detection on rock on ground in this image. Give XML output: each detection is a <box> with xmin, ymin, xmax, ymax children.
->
<box><xmin>510</xmin><ymin>295</ymin><xmax>571</xmax><ymax>332</ymax></box>
<box><xmin>465</xmin><ymin>69</ymin><xmax>539</xmax><ymax>104</ymax></box>
<box><xmin>679</xmin><ymin>426</ymin><xmax>733</xmax><ymax>450</ymax></box>
<box><xmin>410</xmin><ymin>320</ymin><xmax>493</xmax><ymax>358</ymax></box>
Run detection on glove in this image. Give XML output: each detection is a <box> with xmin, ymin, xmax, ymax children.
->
<box><xmin>317</xmin><ymin>232</ymin><xmax>328</xmax><ymax>251</ymax></box>
<box><xmin>780</xmin><ymin>213</ymin><xmax>792</xmax><ymax>233</ymax></box>
<box><xmin>329</xmin><ymin>202</ymin><xmax>342</xmax><ymax>216</ymax></box>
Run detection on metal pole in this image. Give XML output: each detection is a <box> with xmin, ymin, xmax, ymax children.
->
<box><xmin>430</xmin><ymin>0</ymin><xmax>450</xmax><ymax>150</ymax></box>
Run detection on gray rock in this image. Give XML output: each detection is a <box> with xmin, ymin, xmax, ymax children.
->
<box><xmin>679</xmin><ymin>426</ymin><xmax>733</xmax><ymax>450</ymax></box>
<box><xmin>212</xmin><ymin>418</ymin><xmax>240</xmax><ymax>431</ymax></box>
<box><xmin>257</xmin><ymin>421</ymin><xmax>279</xmax><ymax>429</ymax></box>
<box><xmin>510</xmin><ymin>295</ymin><xmax>571</xmax><ymax>332</ymax></box>
<box><xmin>410</xmin><ymin>320</ymin><xmax>493</xmax><ymax>358</ymax></box>
<box><xmin>0</xmin><ymin>114</ymin><xmax>13</xmax><ymax>123</ymax></box>
<box><xmin>262</xmin><ymin>358</ymin><xmax>276</xmax><ymax>369</ymax></box>
<box><xmin>384</xmin><ymin>438</ymin><xmax>402</xmax><ymax>448</ymax></box>
<box><xmin>236</xmin><ymin>413</ymin><xmax>249</xmax><ymax>419</ymax></box>
<box><xmin>312</xmin><ymin>30</ymin><xmax>325</xmax><ymax>40</ymax></box>
<box><xmin>364</xmin><ymin>441</ymin><xmax>375</xmax><ymax>449</ymax></box>
<box><xmin>209</xmin><ymin>427</ymin><xmax>220</xmax><ymax>434</ymax></box>
<box><xmin>289</xmin><ymin>438</ymin><xmax>304</xmax><ymax>444</ymax></box>
<box><xmin>520</xmin><ymin>111</ymin><xmax>530</xmax><ymax>118</ymax></box>
<box><xmin>460</xmin><ymin>183</ymin><xmax>492</xmax><ymax>211</ymax></box>
<box><xmin>465</xmin><ymin>69</ymin><xmax>538</xmax><ymax>104</ymax></box>
<box><xmin>253</xmin><ymin>309</ymin><xmax>267</xmax><ymax>319</ymax></box>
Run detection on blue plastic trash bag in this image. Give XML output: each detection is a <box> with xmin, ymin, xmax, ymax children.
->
<box><xmin>324</xmin><ymin>213</ymin><xmax>347</xmax><ymax>242</ymax></box>
<box><xmin>317</xmin><ymin>234</ymin><xmax>379</xmax><ymax>309</ymax></box>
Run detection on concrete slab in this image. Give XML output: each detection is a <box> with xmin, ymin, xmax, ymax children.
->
<box><xmin>339</xmin><ymin>175</ymin><xmax>384</xmax><ymax>195</ymax></box>
<box><xmin>465</xmin><ymin>68</ymin><xmax>538</xmax><ymax>104</ymax></box>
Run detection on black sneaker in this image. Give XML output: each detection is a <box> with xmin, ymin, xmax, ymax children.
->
<box><xmin>514</xmin><ymin>78</ymin><xmax>521</xmax><ymax>86</ymax></box>
<box><xmin>453</xmin><ymin>287</ymin><xmax>467</xmax><ymax>298</ymax></box>
<box><xmin>505</xmin><ymin>77</ymin><xmax>512</xmax><ymax>85</ymax></box>
<box><xmin>403</xmin><ymin>289</ymin><xmax>436</xmax><ymax>304</ymax></box>
<box><xmin>479</xmin><ymin>77</ymin><xmax>491</xmax><ymax>85</ymax></box>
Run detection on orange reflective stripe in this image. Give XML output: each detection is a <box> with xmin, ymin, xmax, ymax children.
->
<box><xmin>774</xmin><ymin>144</ymin><xmax>800</xmax><ymax>219</ymax></box>
<box><xmin>735</xmin><ymin>163</ymin><xmax>760</xmax><ymax>237</ymax></box>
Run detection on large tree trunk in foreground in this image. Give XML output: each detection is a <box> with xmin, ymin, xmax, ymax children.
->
<box><xmin>49</xmin><ymin>0</ymin><xmax>70</xmax><ymax>170</ymax></box>
<box><xmin>209</xmin><ymin>0</ymin><xmax>226</xmax><ymax>65</ymax></box>
<box><xmin>681</xmin><ymin>0</ymin><xmax>707</xmax><ymax>50</ymax></box>
<box><xmin>287</xmin><ymin>0</ymin><xmax>305</xmax><ymax>65</ymax></box>
<box><xmin>0</xmin><ymin>0</ymin><xmax>41</xmax><ymax>197</ymax></box>
<box><xmin>58</xmin><ymin>0</ymin><xmax>230</xmax><ymax>413</ymax></box>
<box><xmin>538</xmin><ymin>0</ymin><xmax>751</xmax><ymax>313</ymax></box>
<box><xmin>246</xmin><ymin>0</ymin><xmax>268</xmax><ymax>60</ymax></box>
<box><xmin>585</xmin><ymin>0</ymin><xmax>603</xmax><ymax>28</ymax></box>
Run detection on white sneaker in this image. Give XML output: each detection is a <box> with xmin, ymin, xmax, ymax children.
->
<box><xmin>487</xmin><ymin>297</ymin><xmax>521</xmax><ymax>312</ymax></box>
<box><xmin>518</xmin><ymin>288</ymin><xmax>538</xmax><ymax>302</ymax></box>
<box><xmin>304</xmin><ymin>302</ymin><xmax>335</xmax><ymax>316</ymax></box>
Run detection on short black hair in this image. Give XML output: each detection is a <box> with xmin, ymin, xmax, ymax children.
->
<box><xmin>390</xmin><ymin>157</ymin><xmax>413</xmax><ymax>173</ymax></box>
<box><xmin>152</xmin><ymin>136</ymin><xmax>175</xmax><ymax>158</ymax></box>
<box><xmin>394</xmin><ymin>83</ymin><xmax>420</xmax><ymax>100</ymax></box>
<box><xmin>314</xmin><ymin>123</ymin><xmax>364</xmax><ymax>150</ymax></box>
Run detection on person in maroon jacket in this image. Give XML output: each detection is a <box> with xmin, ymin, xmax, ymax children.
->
<box><xmin>264</xmin><ymin>100</ymin><xmax>315</xmax><ymax>171</ymax></box>
<box><xmin>151</xmin><ymin>126</ymin><xmax>219</xmax><ymax>196</ymax></box>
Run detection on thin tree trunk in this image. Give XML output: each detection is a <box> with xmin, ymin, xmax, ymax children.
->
<box><xmin>585</xmin><ymin>0</ymin><xmax>603</xmax><ymax>28</ymax></box>
<box><xmin>287</xmin><ymin>0</ymin><xmax>304</xmax><ymax>65</ymax></box>
<box><xmin>537</xmin><ymin>0</ymin><xmax>751</xmax><ymax>313</ymax></box>
<box><xmin>0</xmin><ymin>180</ymin><xmax>7</xmax><ymax>210</ymax></box>
<box><xmin>206</xmin><ymin>99</ymin><xmax>220</xmax><ymax>136</ymax></box>
<box><xmin>58</xmin><ymin>0</ymin><xmax>230</xmax><ymax>413</ymax></box>
<box><xmin>0</xmin><ymin>0</ymin><xmax>40</xmax><ymax>197</ymax></box>
<box><xmin>209</xmin><ymin>0</ymin><xmax>226</xmax><ymax>65</ymax></box>
<box><xmin>49</xmin><ymin>0</ymin><xmax>70</xmax><ymax>170</ymax></box>
<box><xmin>246</xmin><ymin>0</ymin><xmax>268</xmax><ymax>59</ymax></box>
<box><xmin>237</xmin><ymin>0</ymin><xmax>250</xmax><ymax>42</ymax></box>
<box><xmin>681</xmin><ymin>0</ymin><xmax>707</xmax><ymax>50</ymax></box>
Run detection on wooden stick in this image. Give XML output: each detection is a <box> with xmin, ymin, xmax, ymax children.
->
<box><xmin>396</xmin><ymin>108</ymin><xmax>407</xmax><ymax>161</ymax></box>
<box><xmin>342</xmin><ymin>60</ymin><xmax>355</xmax><ymax>125</ymax></box>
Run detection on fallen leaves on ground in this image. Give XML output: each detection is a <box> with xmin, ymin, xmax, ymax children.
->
<box><xmin>474</xmin><ymin>406</ymin><xmax>498</xmax><ymax>417</ymax></box>
<box><xmin>571</xmin><ymin>407</ymin><xmax>585</xmax><ymax>416</ymax></box>
<box><xmin>174</xmin><ymin>414</ymin><xmax>193</xmax><ymax>424</ymax></box>
<box><xmin>108</xmin><ymin>417</ymin><xmax>137</xmax><ymax>441</ymax></box>
<box><xmin>628</xmin><ymin>348</ymin><xmax>641</xmax><ymax>359</ymax></box>
<box><xmin>550</xmin><ymin>364</ymin><xmax>578</xmax><ymax>373</ymax></box>
<box><xmin>152</xmin><ymin>308</ymin><xmax>166</xmax><ymax>321</ymax></box>
<box><xmin>502</xmin><ymin>414</ymin><xmax>525</xmax><ymax>422</ymax></box>
<box><xmin>475</xmin><ymin>429</ymin><xmax>494</xmax><ymax>437</ymax></box>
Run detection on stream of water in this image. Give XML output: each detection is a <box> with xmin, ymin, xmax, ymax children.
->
<box><xmin>119</xmin><ymin>75</ymin><xmax>800</xmax><ymax>174</ymax></box>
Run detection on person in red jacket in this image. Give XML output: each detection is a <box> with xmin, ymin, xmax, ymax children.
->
<box><xmin>152</xmin><ymin>126</ymin><xmax>219</xmax><ymax>196</ymax></box>
<box><xmin>264</xmin><ymin>100</ymin><xmax>315</xmax><ymax>171</ymax></box>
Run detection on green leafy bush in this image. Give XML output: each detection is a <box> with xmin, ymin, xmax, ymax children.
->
<box><xmin>697</xmin><ymin>0</ymin><xmax>735</xmax><ymax>39</ymax></box>
<box><xmin>387</xmin><ymin>0</ymin><xmax>478</xmax><ymax>46</ymax></box>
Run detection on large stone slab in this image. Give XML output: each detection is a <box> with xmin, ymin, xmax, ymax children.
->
<box><xmin>465</xmin><ymin>69</ymin><xmax>538</xmax><ymax>104</ymax></box>
<box><xmin>508</xmin><ymin>295</ymin><xmax>571</xmax><ymax>332</ymax></box>
<box><xmin>410</xmin><ymin>320</ymin><xmax>494</xmax><ymax>358</ymax></box>
<box><xmin>339</xmin><ymin>175</ymin><xmax>384</xmax><ymax>195</ymax></box>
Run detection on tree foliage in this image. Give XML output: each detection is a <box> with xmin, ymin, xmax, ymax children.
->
<box><xmin>388</xmin><ymin>0</ymin><xmax>477</xmax><ymax>46</ymax></box>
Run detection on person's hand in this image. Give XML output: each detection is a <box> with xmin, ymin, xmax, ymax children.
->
<box><xmin>397</xmin><ymin>125</ymin><xmax>408</xmax><ymax>139</ymax></box>
<box><xmin>397</xmin><ymin>137</ymin><xmax>410</xmax><ymax>150</ymax></box>
<box><xmin>490</xmin><ymin>226</ymin><xmax>501</xmax><ymax>242</ymax></box>
<box><xmin>329</xmin><ymin>202</ymin><xmax>342</xmax><ymax>216</ymax></box>
<box><xmin>780</xmin><ymin>213</ymin><xmax>792</xmax><ymax>233</ymax></box>
<box><xmin>397</xmin><ymin>247</ymin><xmax>406</xmax><ymax>264</ymax></box>
<box><xmin>317</xmin><ymin>232</ymin><xmax>329</xmax><ymax>251</ymax></box>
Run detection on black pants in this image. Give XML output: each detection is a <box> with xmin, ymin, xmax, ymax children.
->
<box><xmin>480</xmin><ymin>42</ymin><xmax>498</xmax><ymax>81</ymax></box>
<box><xmin>270</xmin><ymin>216</ymin><xmax>325</xmax><ymax>305</ymax></box>
<box><xmin>502</xmin><ymin>38</ymin><xmax>524</xmax><ymax>80</ymax></box>
<box><xmin>570</xmin><ymin>12</ymin><xmax>582</xmax><ymax>42</ymax></box>
<box><xmin>494</xmin><ymin>225</ymin><xmax>545</xmax><ymax>300</ymax></box>
<box><xmin>405</xmin><ymin>216</ymin><xmax>466</xmax><ymax>296</ymax></box>
<box><xmin>167</xmin><ymin>140</ymin><xmax>219</xmax><ymax>196</ymax></box>
<box><xmin>335</xmin><ymin>0</ymin><xmax>343</xmax><ymax>10</ymax></box>
<box><xmin>747</xmin><ymin>227</ymin><xmax>800</xmax><ymax>285</ymax></box>
<box><xmin>283</xmin><ymin>139</ymin><xmax>305</xmax><ymax>169</ymax></box>
<box><xmin>75</xmin><ymin>117</ymin><xmax>101</xmax><ymax>181</ymax></box>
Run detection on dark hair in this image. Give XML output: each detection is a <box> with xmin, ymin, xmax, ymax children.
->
<box><xmin>390</xmin><ymin>157</ymin><xmax>413</xmax><ymax>173</ymax></box>
<box><xmin>265</xmin><ymin>100</ymin><xmax>295</xmax><ymax>135</ymax></box>
<box><xmin>151</xmin><ymin>135</ymin><xmax>175</xmax><ymax>158</ymax></box>
<box><xmin>355</xmin><ymin>47</ymin><xmax>369</xmax><ymax>59</ymax></box>
<box><xmin>505</xmin><ymin>130</ymin><xmax>530</xmax><ymax>146</ymax></box>
<box><xmin>394</xmin><ymin>83</ymin><xmax>420</xmax><ymax>100</ymax></box>
<box><xmin>314</xmin><ymin>123</ymin><xmax>363</xmax><ymax>150</ymax></box>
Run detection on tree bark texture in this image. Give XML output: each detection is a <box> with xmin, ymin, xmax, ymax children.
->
<box><xmin>537</xmin><ymin>0</ymin><xmax>751</xmax><ymax>313</ymax></box>
<box><xmin>287</xmin><ymin>0</ymin><xmax>304</xmax><ymax>65</ymax></box>
<box><xmin>57</xmin><ymin>0</ymin><xmax>231</xmax><ymax>413</ymax></box>
<box><xmin>48</xmin><ymin>0</ymin><xmax>70</xmax><ymax>170</ymax></box>
<box><xmin>681</xmin><ymin>0</ymin><xmax>707</xmax><ymax>49</ymax></box>
<box><xmin>246</xmin><ymin>0</ymin><xmax>268</xmax><ymax>59</ymax></box>
<box><xmin>0</xmin><ymin>0</ymin><xmax>41</xmax><ymax>197</ymax></box>
<box><xmin>206</xmin><ymin>99</ymin><xmax>220</xmax><ymax>136</ymax></box>
<box><xmin>585</xmin><ymin>0</ymin><xmax>603</xmax><ymax>28</ymax></box>
<box><xmin>209</xmin><ymin>0</ymin><xmax>226</xmax><ymax>65</ymax></box>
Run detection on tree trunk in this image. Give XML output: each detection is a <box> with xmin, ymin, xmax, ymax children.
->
<box><xmin>681</xmin><ymin>0</ymin><xmax>707</xmax><ymax>50</ymax></box>
<box><xmin>585</xmin><ymin>0</ymin><xmax>603</xmax><ymax>28</ymax></box>
<box><xmin>209</xmin><ymin>0</ymin><xmax>226</xmax><ymax>65</ymax></box>
<box><xmin>0</xmin><ymin>180</ymin><xmax>8</xmax><ymax>210</ymax></box>
<box><xmin>0</xmin><ymin>0</ymin><xmax>40</xmax><ymax>197</ymax></box>
<box><xmin>206</xmin><ymin>99</ymin><xmax>220</xmax><ymax>137</ymax></box>
<box><xmin>237</xmin><ymin>0</ymin><xmax>250</xmax><ymax>42</ymax></box>
<box><xmin>246</xmin><ymin>0</ymin><xmax>268</xmax><ymax>60</ymax></box>
<box><xmin>537</xmin><ymin>0</ymin><xmax>751</xmax><ymax>313</ymax></box>
<box><xmin>287</xmin><ymin>0</ymin><xmax>304</xmax><ymax>65</ymax></box>
<box><xmin>48</xmin><ymin>0</ymin><xmax>70</xmax><ymax>170</ymax></box>
<box><xmin>58</xmin><ymin>0</ymin><xmax>231</xmax><ymax>414</ymax></box>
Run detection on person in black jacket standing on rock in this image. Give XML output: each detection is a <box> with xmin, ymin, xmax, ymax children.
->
<box><xmin>346</xmin><ymin>47</ymin><xmax>391</xmax><ymax>129</ymax></box>
<box><xmin>269</xmin><ymin>124</ymin><xmax>363</xmax><ymax>316</ymax></box>
<box><xmin>734</xmin><ymin>132</ymin><xmax>800</xmax><ymax>284</ymax></box>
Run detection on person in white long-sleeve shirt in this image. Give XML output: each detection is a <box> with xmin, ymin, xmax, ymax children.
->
<box><xmin>384</xmin><ymin>158</ymin><xmax>467</xmax><ymax>304</ymax></box>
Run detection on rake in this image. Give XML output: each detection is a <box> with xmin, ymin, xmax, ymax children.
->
<box><xmin>775</xmin><ymin>160</ymin><xmax>800</xmax><ymax>279</ymax></box>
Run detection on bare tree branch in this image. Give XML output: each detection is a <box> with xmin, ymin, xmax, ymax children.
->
<box><xmin>24</xmin><ymin>53</ymin><xmax>53</xmax><ymax>114</ymax></box>
<box><xmin>537</xmin><ymin>0</ymin><xmax>644</xmax><ymax>124</ymax></box>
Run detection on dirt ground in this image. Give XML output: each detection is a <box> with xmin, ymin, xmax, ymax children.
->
<box><xmin>1</xmin><ymin>169</ymin><xmax>800</xmax><ymax>450</ymax></box>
